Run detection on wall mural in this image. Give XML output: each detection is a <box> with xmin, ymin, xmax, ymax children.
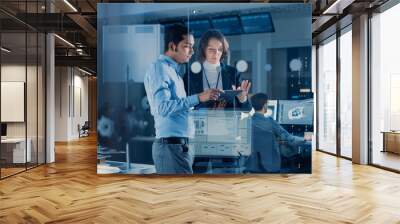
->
<box><xmin>97</xmin><ymin>3</ymin><xmax>313</xmax><ymax>174</ymax></box>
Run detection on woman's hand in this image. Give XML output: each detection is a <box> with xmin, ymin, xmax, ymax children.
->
<box><xmin>232</xmin><ymin>80</ymin><xmax>251</xmax><ymax>103</ymax></box>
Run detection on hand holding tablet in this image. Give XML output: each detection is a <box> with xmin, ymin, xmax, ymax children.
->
<box><xmin>231</xmin><ymin>80</ymin><xmax>251</xmax><ymax>102</ymax></box>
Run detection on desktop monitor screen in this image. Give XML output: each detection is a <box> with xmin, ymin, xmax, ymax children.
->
<box><xmin>265</xmin><ymin>100</ymin><xmax>278</xmax><ymax>121</ymax></box>
<box><xmin>1</xmin><ymin>123</ymin><xmax>7</xmax><ymax>137</ymax></box>
<box><xmin>189</xmin><ymin>110</ymin><xmax>252</xmax><ymax>157</ymax></box>
<box><xmin>278</xmin><ymin>99</ymin><xmax>313</xmax><ymax>125</ymax></box>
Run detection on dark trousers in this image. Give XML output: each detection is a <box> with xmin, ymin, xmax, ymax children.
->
<box><xmin>152</xmin><ymin>142</ymin><xmax>194</xmax><ymax>174</ymax></box>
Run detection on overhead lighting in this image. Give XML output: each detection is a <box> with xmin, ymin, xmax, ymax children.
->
<box><xmin>322</xmin><ymin>0</ymin><xmax>354</xmax><ymax>15</ymax></box>
<box><xmin>78</xmin><ymin>67</ymin><xmax>93</xmax><ymax>76</ymax></box>
<box><xmin>63</xmin><ymin>0</ymin><xmax>78</xmax><ymax>12</ymax></box>
<box><xmin>1</xmin><ymin>47</ymin><xmax>11</xmax><ymax>53</ymax></box>
<box><xmin>76</xmin><ymin>48</ymin><xmax>86</xmax><ymax>56</ymax></box>
<box><xmin>192</xmin><ymin>9</ymin><xmax>201</xmax><ymax>15</ymax></box>
<box><xmin>54</xmin><ymin>34</ymin><xmax>75</xmax><ymax>48</ymax></box>
<box><xmin>323</xmin><ymin>0</ymin><xmax>341</xmax><ymax>14</ymax></box>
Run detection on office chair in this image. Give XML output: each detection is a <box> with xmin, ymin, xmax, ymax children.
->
<box><xmin>79</xmin><ymin>121</ymin><xmax>90</xmax><ymax>138</ymax></box>
<box><xmin>280</xmin><ymin>141</ymin><xmax>311</xmax><ymax>173</ymax></box>
<box><xmin>244</xmin><ymin>127</ymin><xmax>281</xmax><ymax>173</ymax></box>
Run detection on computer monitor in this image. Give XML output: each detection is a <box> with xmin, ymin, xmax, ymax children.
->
<box><xmin>265</xmin><ymin>100</ymin><xmax>277</xmax><ymax>121</ymax></box>
<box><xmin>1</xmin><ymin>123</ymin><xmax>7</xmax><ymax>137</ymax></box>
<box><xmin>190</xmin><ymin>110</ymin><xmax>252</xmax><ymax>157</ymax></box>
<box><xmin>278</xmin><ymin>99</ymin><xmax>313</xmax><ymax>125</ymax></box>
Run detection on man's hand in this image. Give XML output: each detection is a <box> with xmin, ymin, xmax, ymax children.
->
<box><xmin>198</xmin><ymin>88</ymin><xmax>221</xmax><ymax>102</ymax></box>
<box><xmin>304</xmin><ymin>133</ymin><xmax>313</xmax><ymax>141</ymax></box>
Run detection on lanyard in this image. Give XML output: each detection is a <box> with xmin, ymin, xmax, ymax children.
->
<box><xmin>203</xmin><ymin>69</ymin><xmax>221</xmax><ymax>89</ymax></box>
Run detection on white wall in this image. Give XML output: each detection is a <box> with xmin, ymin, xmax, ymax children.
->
<box><xmin>55</xmin><ymin>67</ymin><xmax>68</xmax><ymax>141</ymax></box>
<box><xmin>1</xmin><ymin>64</ymin><xmax>46</xmax><ymax>163</ymax></box>
<box><xmin>72</xmin><ymin>72</ymin><xmax>89</xmax><ymax>138</ymax></box>
<box><xmin>1</xmin><ymin>65</ymin><xmax>26</xmax><ymax>82</ymax></box>
<box><xmin>55</xmin><ymin>67</ymin><xmax>89</xmax><ymax>141</ymax></box>
<box><xmin>1</xmin><ymin>65</ymin><xmax>26</xmax><ymax>138</ymax></box>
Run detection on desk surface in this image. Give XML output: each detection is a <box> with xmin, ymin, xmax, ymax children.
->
<box><xmin>381</xmin><ymin>131</ymin><xmax>400</xmax><ymax>134</ymax></box>
<box><xmin>99</xmin><ymin>161</ymin><xmax>156</xmax><ymax>174</ymax></box>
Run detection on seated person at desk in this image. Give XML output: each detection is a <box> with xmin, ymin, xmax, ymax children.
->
<box><xmin>183</xmin><ymin>29</ymin><xmax>251</xmax><ymax>110</ymax></box>
<box><xmin>245</xmin><ymin>93</ymin><xmax>310</xmax><ymax>173</ymax></box>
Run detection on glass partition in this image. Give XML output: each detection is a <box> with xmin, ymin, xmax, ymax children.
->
<box><xmin>339</xmin><ymin>26</ymin><xmax>352</xmax><ymax>158</ymax></box>
<box><xmin>317</xmin><ymin>35</ymin><xmax>337</xmax><ymax>155</ymax></box>
<box><xmin>0</xmin><ymin>1</ymin><xmax>46</xmax><ymax>179</ymax></box>
<box><xmin>97</xmin><ymin>3</ymin><xmax>312</xmax><ymax>174</ymax></box>
<box><xmin>1</xmin><ymin>30</ymin><xmax>28</xmax><ymax>177</ymax></box>
<box><xmin>370</xmin><ymin>3</ymin><xmax>400</xmax><ymax>171</ymax></box>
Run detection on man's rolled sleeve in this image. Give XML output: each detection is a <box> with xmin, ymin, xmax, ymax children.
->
<box><xmin>187</xmin><ymin>94</ymin><xmax>199</xmax><ymax>108</ymax></box>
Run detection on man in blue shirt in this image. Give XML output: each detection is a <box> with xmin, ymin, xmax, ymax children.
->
<box><xmin>246</xmin><ymin>93</ymin><xmax>310</xmax><ymax>173</ymax></box>
<box><xmin>144</xmin><ymin>24</ymin><xmax>220</xmax><ymax>174</ymax></box>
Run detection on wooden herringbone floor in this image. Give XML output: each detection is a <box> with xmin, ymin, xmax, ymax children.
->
<box><xmin>1</xmin><ymin>135</ymin><xmax>400</xmax><ymax>224</ymax></box>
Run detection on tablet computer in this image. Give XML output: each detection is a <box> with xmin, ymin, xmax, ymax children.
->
<box><xmin>219</xmin><ymin>90</ymin><xmax>242</xmax><ymax>100</ymax></box>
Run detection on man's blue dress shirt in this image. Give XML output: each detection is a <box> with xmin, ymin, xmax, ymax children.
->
<box><xmin>144</xmin><ymin>55</ymin><xmax>199</xmax><ymax>138</ymax></box>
